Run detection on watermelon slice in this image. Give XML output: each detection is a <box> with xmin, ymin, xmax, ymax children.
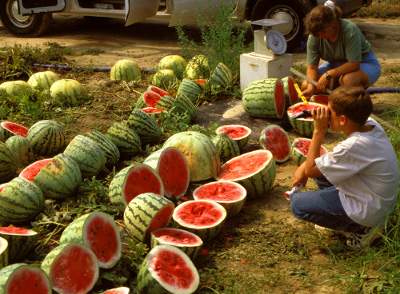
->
<box><xmin>282</xmin><ymin>76</ymin><xmax>299</xmax><ymax>108</ymax></box>
<box><xmin>311</xmin><ymin>94</ymin><xmax>329</xmax><ymax>105</ymax></box>
<box><xmin>215</xmin><ymin>125</ymin><xmax>252</xmax><ymax>150</ymax></box>
<box><xmin>19</xmin><ymin>158</ymin><xmax>53</xmax><ymax>182</ymax></box>
<box><xmin>0</xmin><ymin>226</ymin><xmax>38</xmax><ymax>263</ymax></box>
<box><xmin>41</xmin><ymin>243</ymin><xmax>99</xmax><ymax>294</ymax></box>
<box><xmin>143</xmin><ymin>147</ymin><xmax>190</xmax><ymax>199</ymax></box>
<box><xmin>291</xmin><ymin>138</ymin><xmax>328</xmax><ymax>166</ymax></box>
<box><xmin>173</xmin><ymin>200</ymin><xmax>227</xmax><ymax>242</ymax></box>
<box><xmin>0</xmin><ymin>263</ymin><xmax>52</xmax><ymax>294</ymax></box>
<box><xmin>0</xmin><ymin>121</ymin><xmax>29</xmax><ymax>139</ymax></box>
<box><xmin>137</xmin><ymin>245</ymin><xmax>200</xmax><ymax>294</ymax></box>
<box><xmin>100</xmin><ymin>287</ymin><xmax>130</xmax><ymax>294</ymax></box>
<box><xmin>193</xmin><ymin>181</ymin><xmax>247</xmax><ymax>218</ymax></box>
<box><xmin>150</xmin><ymin>228</ymin><xmax>203</xmax><ymax>260</ymax></box>
<box><xmin>0</xmin><ymin>236</ymin><xmax>8</xmax><ymax>269</ymax></box>
<box><xmin>147</xmin><ymin>85</ymin><xmax>172</xmax><ymax>97</ymax></box>
<box><xmin>216</xmin><ymin>150</ymin><xmax>276</xmax><ymax>199</ymax></box>
<box><xmin>140</xmin><ymin>107</ymin><xmax>167</xmax><ymax>114</ymax></box>
<box><xmin>287</xmin><ymin>102</ymin><xmax>322</xmax><ymax>137</ymax></box>
<box><xmin>259</xmin><ymin>124</ymin><xmax>291</xmax><ymax>163</ymax></box>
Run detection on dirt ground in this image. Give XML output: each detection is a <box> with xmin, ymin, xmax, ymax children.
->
<box><xmin>1</xmin><ymin>15</ymin><xmax>400</xmax><ymax>293</ymax></box>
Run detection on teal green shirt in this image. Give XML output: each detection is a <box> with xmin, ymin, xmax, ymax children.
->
<box><xmin>306</xmin><ymin>19</ymin><xmax>371</xmax><ymax>66</ymax></box>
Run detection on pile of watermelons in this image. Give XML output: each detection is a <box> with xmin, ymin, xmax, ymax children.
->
<box><xmin>0</xmin><ymin>54</ymin><xmax>330</xmax><ymax>294</ymax></box>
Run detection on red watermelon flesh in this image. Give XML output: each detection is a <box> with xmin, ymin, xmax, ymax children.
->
<box><xmin>217</xmin><ymin>151</ymin><xmax>272</xmax><ymax>180</ymax></box>
<box><xmin>101</xmin><ymin>287</ymin><xmax>130</xmax><ymax>294</ymax></box>
<box><xmin>151</xmin><ymin>228</ymin><xmax>202</xmax><ymax>246</ymax></box>
<box><xmin>124</xmin><ymin>165</ymin><xmax>164</xmax><ymax>205</ymax></box>
<box><xmin>287</xmin><ymin>103</ymin><xmax>320</xmax><ymax>119</ymax></box>
<box><xmin>148</xmin><ymin>86</ymin><xmax>172</xmax><ymax>97</ymax></box>
<box><xmin>157</xmin><ymin>147</ymin><xmax>190</xmax><ymax>198</ymax></box>
<box><xmin>274</xmin><ymin>81</ymin><xmax>285</xmax><ymax>116</ymax></box>
<box><xmin>143</xmin><ymin>91</ymin><xmax>162</xmax><ymax>108</ymax></box>
<box><xmin>19</xmin><ymin>158</ymin><xmax>53</xmax><ymax>182</ymax></box>
<box><xmin>0</xmin><ymin>183</ymin><xmax>6</xmax><ymax>193</ymax></box>
<box><xmin>260</xmin><ymin>125</ymin><xmax>291</xmax><ymax>162</ymax></box>
<box><xmin>193</xmin><ymin>181</ymin><xmax>245</xmax><ymax>202</ymax></box>
<box><xmin>1</xmin><ymin>122</ymin><xmax>29</xmax><ymax>137</ymax></box>
<box><xmin>216</xmin><ymin>125</ymin><xmax>250</xmax><ymax>139</ymax></box>
<box><xmin>0</xmin><ymin>226</ymin><xmax>37</xmax><ymax>236</ymax></box>
<box><xmin>311</xmin><ymin>94</ymin><xmax>329</xmax><ymax>105</ymax></box>
<box><xmin>5</xmin><ymin>265</ymin><xmax>52</xmax><ymax>294</ymax></box>
<box><xmin>174</xmin><ymin>200</ymin><xmax>224</xmax><ymax>227</ymax></box>
<box><xmin>294</xmin><ymin>138</ymin><xmax>327</xmax><ymax>156</ymax></box>
<box><xmin>141</xmin><ymin>107</ymin><xmax>167</xmax><ymax>114</ymax></box>
<box><xmin>146</xmin><ymin>204</ymin><xmax>175</xmax><ymax>233</ymax></box>
<box><xmin>286</xmin><ymin>77</ymin><xmax>299</xmax><ymax>106</ymax></box>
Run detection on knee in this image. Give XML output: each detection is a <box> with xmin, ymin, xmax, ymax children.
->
<box><xmin>290</xmin><ymin>194</ymin><xmax>307</xmax><ymax>219</ymax></box>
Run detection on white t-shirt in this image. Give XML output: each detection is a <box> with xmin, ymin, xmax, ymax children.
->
<box><xmin>315</xmin><ymin>118</ymin><xmax>399</xmax><ymax>227</ymax></box>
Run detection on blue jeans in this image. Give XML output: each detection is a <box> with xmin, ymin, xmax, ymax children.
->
<box><xmin>290</xmin><ymin>177</ymin><xmax>365</xmax><ymax>233</ymax></box>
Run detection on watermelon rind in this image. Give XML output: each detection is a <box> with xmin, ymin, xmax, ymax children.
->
<box><xmin>150</xmin><ymin>228</ymin><xmax>203</xmax><ymax>261</ymax></box>
<box><xmin>0</xmin><ymin>237</ymin><xmax>8</xmax><ymax>270</ymax></box>
<box><xmin>137</xmin><ymin>245</ymin><xmax>200</xmax><ymax>294</ymax></box>
<box><xmin>151</xmin><ymin>69</ymin><xmax>179</xmax><ymax>90</ymax></box>
<box><xmin>110</xmin><ymin>59</ymin><xmax>141</xmax><ymax>82</ymax></box>
<box><xmin>281</xmin><ymin>75</ymin><xmax>298</xmax><ymax>108</ymax></box>
<box><xmin>291</xmin><ymin>137</ymin><xmax>328</xmax><ymax>166</ymax></box>
<box><xmin>259</xmin><ymin>124</ymin><xmax>291</xmax><ymax>163</ymax></box>
<box><xmin>59</xmin><ymin>212</ymin><xmax>122</xmax><ymax>269</ymax></box>
<box><xmin>0</xmin><ymin>121</ymin><xmax>29</xmax><ymax>139</ymax></box>
<box><xmin>123</xmin><ymin>193</ymin><xmax>175</xmax><ymax>243</ymax></box>
<box><xmin>0</xmin><ymin>81</ymin><xmax>33</xmax><ymax>97</ymax></box>
<box><xmin>0</xmin><ymin>263</ymin><xmax>52</xmax><ymax>294</ymax></box>
<box><xmin>215</xmin><ymin>150</ymin><xmax>277</xmax><ymax>199</ymax></box>
<box><xmin>86</xmin><ymin>130</ymin><xmax>120</xmax><ymax>168</ymax></box>
<box><xmin>185</xmin><ymin>54</ymin><xmax>211</xmax><ymax>79</ymax></box>
<box><xmin>0</xmin><ymin>227</ymin><xmax>38</xmax><ymax>263</ymax></box>
<box><xmin>0</xmin><ymin>141</ymin><xmax>18</xmax><ymax>183</ymax></box>
<box><xmin>126</xmin><ymin>109</ymin><xmax>163</xmax><ymax>146</ymax></box>
<box><xmin>157</xmin><ymin>55</ymin><xmax>187</xmax><ymax>80</ymax></box>
<box><xmin>209</xmin><ymin>62</ymin><xmax>233</xmax><ymax>91</ymax></box>
<box><xmin>177</xmin><ymin>78</ymin><xmax>202</xmax><ymax>103</ymax></box>
<box><xmin>5</xmin><ymin>135</ymin><xmax>34</xmax><ymax>167</ymax></box>
<box><xmin>28</xmin><ymin>71</ymin><xmax>60</xmax><ymax>91</ymax></box>
<box><xmin>41</xmin><ymin>243</ymin><xmax>99</xmax><ymax>294</ymax></box>
<box><xmin>105</xmin><ymin>122</ymin><xmax>142</xmax><ymax>159</ymax></box>
<box><xmin>26</xmin><ymin>120</ymin><xmax>66</xmax><ymax>156</ymax></box>
<box><xmin>212</xmin><ymin>131</ymin><xmax>240</xmax><ymax>163</ymax></box>
<box><xmin>100</xmin><ymin>287</ymin><xmax>130</xmax><ymax>294</ymax></box>
<box><xmin>287</xmin><ymin>102</ymin><xmax>323</xmax><ymax>138</ymax></box>
<box><xmin>215</xmin><ymin>124</ymin><xmax>251</xmax><ymax>150</ymax></box>
<box><xmin>173</xmin><ymin>92</ymin><xmax>198</xmax><ymax>122</ymax></box>
<box><xmin>155</xmin><ymin>94</ymin><xmax>175</xmax><ymax>111</ymax></box>
<box><xmin>50</xmin><ymin>78</ymin><xmax>86</xmax><ymax>106</ymax></box>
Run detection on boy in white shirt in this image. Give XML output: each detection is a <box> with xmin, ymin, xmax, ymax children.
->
<box><xmin>291</xmin><ymin>86</ymin><xmax>399</xmax><ymax>249</ymax></box>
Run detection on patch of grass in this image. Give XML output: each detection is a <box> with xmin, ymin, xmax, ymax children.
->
<box><xmin>351</xmin><ymin>0</ymin><xmax>400</xmax><ymax>19</ymax></box>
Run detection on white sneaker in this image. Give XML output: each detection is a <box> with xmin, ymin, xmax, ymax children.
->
<box><xmin>346</xmin><ymin>227</ymin><xmax>384</xmax><ymax>250</ymax></box>
<box><xmin>314</xmin><ymin>224</ymin><xmax>352</xmax><ymax>238</ymax></box>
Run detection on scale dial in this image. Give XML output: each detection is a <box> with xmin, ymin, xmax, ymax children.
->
<box><xmin>265</xmin><ymin>30</ymin><xmax>287</xmax><ymax>56</ymax></box>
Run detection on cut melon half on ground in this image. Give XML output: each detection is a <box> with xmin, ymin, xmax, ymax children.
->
<box><xmin>147</xmin><ymin>85</ymin><xmax>172</xmax><ymax>97</ymax></box>
<box><xmin>215</xmin><ymin>124</ymin><xmax>251</xmax><ymax>150</ymax></box>
<box><xmin>287</xmin><ymin>102</ymin><xmax>323</xmax><ymax>138</ymax></box>
<box><xmin>281</xmin><ymin>75</ymin><xmax>298</xmax><ymax>108</ymax></box>
<box><xmin>150</xmin><ymin>228</ymin><xmax>203</xmax><ymax>260</ymax></box>
<box><xmin>0</xmin><ymin>236</ymin><xmax>8</xmax><ymax>269</ymax></box>
<box><xmin>259</xmin><ymin>124</ymin><xmax>291</xmax><ymax>163</ymax></box>
<box><xmin>0</xmin><ymin>263</ymin><xmax>52</xmax><ymax>294</ymax></box>
<box><xmin>59</xmin><ymin>212</ymin><xmax>122</xmax><ymax>269</ymax></box>
<box><xmin>0</xmin><ymin>226</ymin><xmax>38</xmax><ymax>263</ymax></box>
<box><xmin>100</xmin><ymin>287</ymin><xmax>130</xmax><ymax>294</ymax></box>
<box><xmin>193</xmin><ymin>181</ymin><xmax>247</xmax><ymax>218</ymax></box>
<box><xmin>143</xmin><ymin>147</ymin><xmax>190</xmax><ymax>199</ymax></box>
<box><xmin>216</xmin><ymin>150</ymin><xmax>276</xmax><ymax>199</ymax></box>
<box><xmin>0</xmin><ymin>121</ymin><xmax>29</xmax><ymax>139</ymax></box>
<box><xmin>124</xmin><ymin>193</ymin><xmax>175</xmax><ymax>243</ymax></box>
<box><xmin>291</xmin><ymin>138</ymin><xmax>328</xmax><ymax>166</ymax></box>
<box><xmin>109</xmin><ymin>164</ymin><xmax>165</xmax><ymax>210</ymax></box>
<box><xmin>173</xmin><ymin>200</ymin><xmax>227</xmax><ymax>242</ymax></box>
<box><xmin>41</xmin><ymin>243</ymin><xmax>99</xmax><ymax>294</ymax></box>
<box><xmin>137</xmin><ymin>245</ymin><xmax>200</xmax><ymax>294</ymax></box>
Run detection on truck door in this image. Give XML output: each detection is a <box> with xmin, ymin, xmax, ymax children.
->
<box><xmin>17</xmin><ymin>0</ymin><xmax>66</xmax><ymax>14</ymax></box>
<box><xmin>125</xmin><ymin>0</ymin><xmax>161</xmax><ymax>26</ymax></box>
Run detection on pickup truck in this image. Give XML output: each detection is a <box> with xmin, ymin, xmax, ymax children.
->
<box><xmin>0</xmin><ymin>0</ymin><xmax>372</xmax><ymax>50</ymax></box>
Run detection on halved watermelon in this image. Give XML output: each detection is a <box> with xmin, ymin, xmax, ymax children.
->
<box><xmin>287</xmin><ymin>102</ymin><xmax>322</xmax><ymax>137</ymax></box>
<box><xmin>291</xmin><ymin>138</ymin><xmax>328</xmax><ymax>166</ymax></box>
<box><xmin>282</xmin><ymin>76</ymin><xmax>298</xmax><ymax>108</ymax></box>
<box><xmin>215</xmin><ymin>125</ymin><xmax>252</xmax><ymax>150</ymax></box>
<box><xmin>173</xmin><ymin>200</ymin><xmax>227</xmax><ymax>242</ymax></box>
<box><xmin>193</xmin><ymin>181</ymin><xmax>247</xmax><ymax>218</ymax></box>
<box><xmin>100</xmin><ymin>287</ymin><xmax>130</xmax><ymax>294</ymax></box>
<box><xmin>259</xmin><ymin>124</ymin><xmax>291</xmax><ymax>163</ymax></box>
<box><xmin>19</xmin><ymin>158</ymin><xmax>52</xmax><ymax>182</ymax></box>
<box><xmin>216</xmin><ymin>150</ymin><xmax>276</xmax><ymax>199</ymax></box>
<box><xmin>137</xmin><ymin>245</ymin><xmax>199</xmax><ymax>294</ymax></box>
<box><xmin>0</xmin><ymin>121</ymin><xmax>29</xmax><ymax>139</ymax></box>
<box><xmin>0</xmin><ymin>226</ymin><xmax>38</xmax><ymax>262</ymax></box>
<box><xmin>140</xmin><ymin>107</ymin><xmax>167</xmax><ymax>114</ymax></box>
<box><xmin>311</xmin><ymin>94</ymin><xmax>329</xmax><ymax>105</ymax></box>
<box><xmin>147</xmin><ymin>85</ymin><xmax>172</xmax><ymax>97</ymax></box>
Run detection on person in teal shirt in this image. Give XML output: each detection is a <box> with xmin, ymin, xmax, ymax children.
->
<box><xmin>300</xmin><ymin>2</ymin><xmax>381</xmax><ymax>98</ymax></box>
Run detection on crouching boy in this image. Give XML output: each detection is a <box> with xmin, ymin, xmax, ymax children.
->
<box><xmin>290</xmin><ymin>86</ymin><xmax>399</xmax><ymax>249</ymax></box>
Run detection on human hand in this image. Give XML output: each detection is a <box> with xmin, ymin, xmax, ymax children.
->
<box><xmin>317</xmin><ymin>74</ymin><xmax>329</xmax><ymax>93</ymax></box>
<box><xmin>293</xmin><ymin>163</ymin><xmax>308</xmax><ymax>188</ymax></box>
<box><xmin>312</xmin><ymin>105</ymin><xmax>330</xmax><ymax>134</ymax></box>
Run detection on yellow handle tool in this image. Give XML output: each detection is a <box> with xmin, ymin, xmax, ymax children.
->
<box><xmin>294</xmin><ymin>83</ymin><xmax>308</xmax><ymax>104</ymax></box>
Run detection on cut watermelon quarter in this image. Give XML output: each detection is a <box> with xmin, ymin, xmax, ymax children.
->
<box><xmin>216</xmin><ymin>150</ymin><xmax>276</xmax><ymax>199</ymax></box>
<box><xmin>137</xmin><ymin>245</ymin><xmax>200</xmax><ymax>294</ymax></box>
<box><xmin>282</xmin><ymin>75</ymin><xmax>298</xmax><ymax>108</ymax></box>
<box><xmin>259</xmin><ymin>124</ymin><xmax>291</xmax><ymax>163</ymax></box>
<box><xmin>0</xmin><ymin>226</ymin><xmax>38</xmax><ymax>263</ymax></box>
<box><xmin>287</xmin><ymin>102</ymin><xmax>322</xmax><ymax>137</ymax></box>
<box><xmin>291</xmin><ymin>138</ymin><xmax>328</xmax><ymax>166</ymax></box>
<box><xmin>193</xmin><ymin>181</ymin><xmax>247</xmax><ymax>218</ymax></box>
<box><xmin>59</xmin><ymin>212</ymin><xmax>122</xmax><ymax>269</ymax></box>
<box><xmin>0</xmin><ymin>121</ymin><xmax>29</xmax><ymax>139</ymax></box>
<box><xmin>173</xmin><ymin>200</ymin><xmax>227</xmax><ymax>242</ymax></box>
<box><xmin>216</xmin><ymin>124</ymin><xmax>252</xmax><ymax>150</ymax></box>
<box><xmin>0</xmin><ymin>263</ymin><xmax>52</xmax><ymax>294</ymax></box>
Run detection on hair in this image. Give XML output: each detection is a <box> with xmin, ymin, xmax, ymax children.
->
<box><xmin>328</xmin><ymin>86</ymin><xmax>373</xmax><ymax>126</ymax></box>
<box><xmin>304</xmin><ymin>4</ymin><xmax>342</xmax><ymax>37</ymax></box>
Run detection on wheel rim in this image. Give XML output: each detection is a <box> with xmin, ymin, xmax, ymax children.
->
<box><xmin>6</xmin><ymin>0</ymin><xmax>34</xmax><ymax>28</ymax></box>
<box><xmin>265</xmin><ymin>6</ymin><xmax>299</xmax><ymax>42</ymax></box>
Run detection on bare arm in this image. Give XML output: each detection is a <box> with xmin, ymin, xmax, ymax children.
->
<box><xmin>317</xmin><ymin>61</ymin><xmax>361</xmax><ymax>92</ymax></box>
<box><xmin>301</xmin><ymin>64</ymin><xmax>319</xmax><ymax>98</ymax></box>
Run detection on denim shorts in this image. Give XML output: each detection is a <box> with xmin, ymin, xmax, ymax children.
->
<box><xmin>318</xmin><ymin>50</ymin><xmax>382</xmax><ymax>87</ymax></box>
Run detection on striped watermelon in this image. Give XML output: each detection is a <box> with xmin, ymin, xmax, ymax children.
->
<box><xmin>26</xmin><ymin>120</ymin><xmax>66</xmax><ymax>156</ymax></box>
<box><xmin>185</xmin><ymin>54</ymin><xmax>211</xmax><ymax>79</ymax></box>
<box><xmin>0</xmin><ymin>80</ymin><xmax>33</xmax><ymax>96</ymax></box>
<box><xmin>0</xmin><ymin>121</ymin><xmax>29</xmax><ymax>139</ymax></box>
<box><xmin>259</xmin><ymin>124</ymin><xmax>291</xmax><ymax>163</ymax></box>
<box><xmin>19</xmin><ymin>154</ymin><xmax>82</xmax><ymax>200</ymax></box>
<box><xmin>109</xmin><ymin>164</ymin><xmax>164</xmax><ymax>210</ymax></box>
<box><xmin>212</xmin><ymin>131</ymin><xmax>240</xmax><ymax>163</ymax></box>
<box><xmin>86</xmin><ymin>131</ymin><xmax>120</xmax><ymax>168</ymax></box>
<box><xmin>173</xmin><ymin>92</ymin><xmax>198</xmax><ymax>122</ymax></box>
<box><xmin>209</xmin><ymin>62</ymin><xmax>233</xmax><ymax>90</ymax></box>
<box><xmin>150</xmin><ymin>228</ymin><xmax>203</xmax><ymax>260</ymax></box>
<box><xmin>41</xmin><ymin>243</ymin><xmax>99</xmax><ymax>294</ymax></box>
<box><xmin>281</xmin><ymin>76</ymin><xmax>298</xmax><ymax>108</ymax></box>
<box><xmin>0</xmin><ymin>226</ymin><xmax>38</xmax><ymax>263</ymax></box>
<box><xmin>123</xmin><ymin>193</ymin><xmax>175</xmax><ymax>243</ymax></box>
<box><xmin>215</xmin><ymin>125</ymin><xmax>251</xmax><ymax>150</ymax></box>
<box><xmin>242</xmin><ymin>78</ymin><xmax>285</xmax><ymax>119</ymax></box>
<box><xmin>155</xmin><ymin>94</ymin><xmax>175</xmax><ymax>111</ymax></box>
<box><xmin>137</xmin><ymin>245</ymin><xmax>199</xmax><ymax>294</ymax></box>
<box><xmin>5</xmin><ymin>135</ymin><xmax>34</xmax><ymax>167</ymax></box>
<box><xmin>287</xmin><ymin>102</ymin><xmax>322</xmax><ymax>137</ymax></box>
<box><xmin>143</xmin><ymin>147</ymin><xmax>190</xmax><ymax>199</ymax></box>
<box><xmin>101</xmin><ymin>287</ymin><xmax>130</xmax><ymax>294</ymax></box>
<box><xmin>173</xmin><ymin>200</ymin><xmax>227</xmax><ymax>242</ymax></box>
<box><xmin>59</xmin><ymin>212</ymin><xmax>122</xmax><ymax>269</ymax></box>
<box><xmin>0</xmin><ymin>177</ymin><xmax>45</xmax><ymax>224</ymax></box>
<box><xmin>193</xmin><ymin>181</ymin><xmax>247</xmax><ymax>218</ymax></box>
<box><xmin>291</xmin><ymin>138</ymin><xmax>328</xmax><ymax>166</ymax></box>
<box><xmin>163</xmin><ymin>131</ymin><xmax>220</xmax><ymax>182</ymax></box>
<box><xmin>151</xmin><ymin>69</ymin><xmax>179</xmax><ymax>90</ymax></box>
<box><xmin>50</xmin><ymin>79</ymin><xmax>86</xmax><ymax>106</ymax></box>
<box><xmin>64</xmin><ymin>135</ymin><xmax>106</xmax><ymax>178</ymax></box>
<box><xmin>157</xmin><ymin>55</ymin><xmax>187</xmax><ymax>80</ymax></box>
<box><xmin>126</xmin><ymin>109</ymin><xmax>163</xmax><ymax>146</ymax></box>
<box><xmin>0</xmin><ymin>263</ymin><xmax>52</xmax><ymax>294</ymax></box>
<box><xmin>0</xmin><ymin>237</ymin><xmax>8</xmax><ymax>269</ymax></box>
<box><xmin>110</xmin><ymin>59</ymin><xmax>141</xmax><ymax>81</ymax></box>
<box><xmin>0</xmin><ymin>142</ymin><xmax>18</xmax><ymax>183</ymax></box>
<box><xmin>28</xmin><ymin>71</ymin><xmax>60</xmax><ymax>90</ymax></box>
<box><xmin>135</xmin><ymin>91</ymin><xmax>162</xmax><ymax>109</ymax></box>
<box><xmin>216</xmin><ymin>150</ymin><xmax>276</xmax><ymax>199</ymax></box>
<box><xmin>177</xmin><ymin>78</ymin><xmax>202</xmax><ymax>103</ymax></box>
<box><xmin>105</xmin><ymin>122</ymin><xmax>141</xmax><ymax>159</ymax></box>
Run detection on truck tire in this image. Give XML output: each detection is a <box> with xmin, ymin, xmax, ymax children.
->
<box><xmin>251</xmin><ymin>0</ymin><xmax>313</xmax><ymax>52</ymax></box>
<box><xmin>0</xmin><ymin>0</ymin><xmax>52</xmax><ymax>37</ymax></box>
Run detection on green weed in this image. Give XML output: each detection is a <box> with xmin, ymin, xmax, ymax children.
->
<box><xmin>351</xmin><ymin>1</ymin><xmax>400</xmax><ymax>18</ymax></box>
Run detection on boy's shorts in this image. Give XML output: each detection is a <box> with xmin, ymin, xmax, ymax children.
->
<box><xmin>318</xmin><ymin>50</ymin><xmax>382</xmax><ymax>88</ymax></box>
